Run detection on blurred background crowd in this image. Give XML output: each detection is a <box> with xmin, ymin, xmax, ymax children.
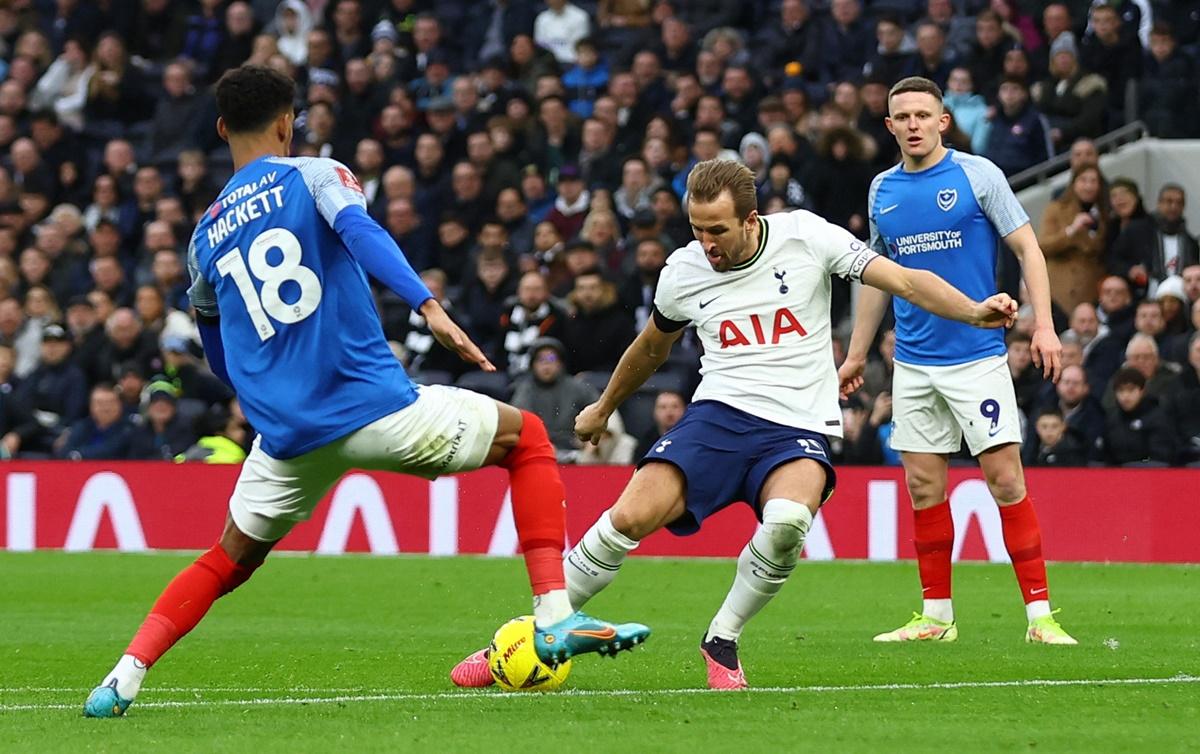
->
<box><xmin>0</xmin><ymin>0</ymin><xmax>1196</xmax><ymax>467</ymax></box>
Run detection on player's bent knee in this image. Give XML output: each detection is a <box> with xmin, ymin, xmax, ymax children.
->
<box><xmin>498</xmin><ymin>409</ymin><xmax>555</xmax><ymax>469</ymax></box>
<box><xmin>760</xmin><ymin>498</ymin><xmax>812</xmax><ymax>554</ymax></box>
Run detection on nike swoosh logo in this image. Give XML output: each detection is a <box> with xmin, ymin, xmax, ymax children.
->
<box><xmin>1031</xmin><ymin>587</ymin><xmax>1047</xmax><ymax>595</ymax></box>
<box><xmin>988</xmin><ymin>426</ymin><xmax>1002</xmax><ymax>437</ymax></box>
<box><xmin>569</xmin><ymin>627</ymin><xmax>617</xmax><ymax>640</ymax></box>
<box><xmin>880</xmin><ymin>204</ymin><xmax>900</xmax><ymax>214</ymax></box>
<box><xmin>699</xmin><ymin>297</ymin><xmax>719</xmax><ymax>309</ymax></box>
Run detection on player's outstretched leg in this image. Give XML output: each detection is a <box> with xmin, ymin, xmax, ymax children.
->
<box><xmin>493</xmin><ymin>406</ymin><xmax>649</xmax><ymax>665</ymax></box>
<box><xmin>979</xmin><ymin>447</ymin><xmax>1076</xmax><ymax>645</ymax></box>
<box><xmin>451</xmin><ymin>458</ymin><xmax>676</xmax><ymax>686</ymax></box>
<box><xmin>875</xmin><ymin>453</ymin><xmax>958</xmax><ymax>643</ymax></box>
<box><xmin>702</xmin><ymin>498</ymin><xmax>813</xmax><ymax>690</ymax></box>
<box><xmin>84</xmin><ymin>522</ymin><xmax>269</xmax><ymax>717</ymax></box>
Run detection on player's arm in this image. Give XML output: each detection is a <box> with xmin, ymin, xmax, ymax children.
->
<box><xmin>840</xmin><ymin>285</ymin><xmax>891</xmax><ymax>398</ymax></box>
<box><xmin>575</xmin><ymin>312</ymin><xmax>684</xmax><ymax>445</ymax></box>
<box><xmin>186</xmin><ymin>238</ymin><xmax>233</xmax><ymax>389</ymax></box>
<box><xmin>861</xmin><ymin>256</ymin><xmax>1017</xmax><ymax>328</ymax></box>
<box><xmin>1004</xmin><ymin>223</ymin><xmax>1062</xmax><ymax>381</ymax></box>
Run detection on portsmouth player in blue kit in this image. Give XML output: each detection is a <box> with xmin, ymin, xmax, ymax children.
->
<box><xmin>839</xmin><ymin>77</ymin><xmax>1077</xmax><ymax>645</ymax></box>
<box><xmin>452</xmin><ymin>159</ymin><xmax>1018</xmax><ymax>690</ymax></box>
<box><xmin>83</xmin><ymin>66</ymin><xmax>648</xmax><ymax>718</ymax></box>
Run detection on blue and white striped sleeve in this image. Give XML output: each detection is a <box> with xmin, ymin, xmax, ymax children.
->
<box><xmin>866</xmin><ymin>172</ymin><xmax>889</xmax><ymax>257</ymax></box>
<box><xmin>290</xmin><ymin>157</ymin><xmax>369</xmax><ymax>228</ymax></box>
<box><xmin>956</xmin><ymin>153</ymin><xmax>1030</xmax><ymax>237</ymax></box>
<box><xmin>186</xmin><ymin>235</ymin><xmax>218</xmax><ymax>318</ymax></box>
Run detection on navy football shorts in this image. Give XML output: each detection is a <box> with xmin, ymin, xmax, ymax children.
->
<box><xmin>637</xmin><ymin>400</ymin><xmax>837</xmax><ymax>535</ymax></box>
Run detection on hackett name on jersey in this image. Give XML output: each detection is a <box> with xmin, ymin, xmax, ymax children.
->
<box><xmin>718</xmin><ymin>307</ymin><xmax>807</xmax><ymax>349</ymax></box>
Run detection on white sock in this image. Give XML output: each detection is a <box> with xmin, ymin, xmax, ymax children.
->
<box><xmin>1026</xmin><ymin>599</ymin><xmax>1051</xmax><ymax>622</ymax></box>
<box><xmin>532</xmin><ymin>589</ymin><xmax>573</xmax><ymax>626</ymax></box>
<box><xmin>923</xmin><ymin>599</ymin><xmax>954</xmax><ymax>623</ymax></box>
<box><xmin>706</xmin><ymin>499</ymin><xmax>812</xmax><ymax>643</ymax></box>
<box><xmin>101</xmin><ymin>654</ymin><xmax>147</xmax><ymax>701</ymax></box>
<box><xmin>563</xmin><ymin>509</ymin><xmax>639</xmax><ymax>610</ymax></box>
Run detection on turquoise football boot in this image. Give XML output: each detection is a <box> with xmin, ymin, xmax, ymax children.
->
<box><xmin>533</xmin><ymin>611</ymin><xmax>650</xmax><ymax>665</ymax></box>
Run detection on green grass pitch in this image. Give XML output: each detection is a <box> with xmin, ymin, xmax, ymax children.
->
<box><xmin>2</xmin><ymin>552</ymin><xmax>1197</xmax><ymax>753</ymax></box>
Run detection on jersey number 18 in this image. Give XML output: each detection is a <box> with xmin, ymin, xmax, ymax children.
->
<box><xmin>216</xmin><ymin>228</ymin><xmax>323</xmax><ymax>341</ymax></box>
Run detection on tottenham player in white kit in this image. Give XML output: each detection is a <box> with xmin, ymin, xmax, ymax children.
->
<box><xmin>451</xmin><ymin>159</ymin><xmax>1017</xmax><ymax>690</ymax></box>
<box><xmin>839</xmin><ymin>77</ymin><xmax>1076</xmax><ymax>645</ymax></box>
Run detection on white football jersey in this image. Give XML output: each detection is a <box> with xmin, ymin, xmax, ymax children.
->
<box><xmin>654</xmin><ymin>210</ymin><xmax>878</xmax><ymax>437</ymax></box>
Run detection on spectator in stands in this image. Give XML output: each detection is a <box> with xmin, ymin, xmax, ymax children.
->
<box><xmin>91</xmin><ymin>308</ymin><xmax>161</xmax><ymax>386</ymax></box>
<box><xmin>147</xmin><ymin>63</ymin><xmax>204</xmax><ymax>167</ymax></box>
<box><xmin>1107</xmin><ymin>177</ymin><xmax>1157</xmax><ymax>295</ymax></box>
<box><xmin>1153</xmin><ymin>276</ymin><xmax>1189</xmax><ymax>339</ymax></box>
<box><xmin>836</xmin><ymin>392</ymin><xmax>890</xmax><ymax>465</ymax></box>
<box><xmin>1032</xmin><ymin>32</ymin><xmax>1107</xmax><ymax>151</ymax></box>
<box><xmin>461</xmin><ymin>250</ymin><xmax>517</xmax><ymax>357</ymax></box>
<box><xmin>1102</xmin><ymin>332</ymin><xmax>1181</xmax><ymax>412</ymax></box>
<box><xmin>535</xmin><ymin>0</ymin><xmax>590</xmax><ymax>65</ymax></box>
<box><xmin>1064</xmin><ymin>301</ymin><xmax>1105</xmax><ymax>357</ymax></box>
<box><xmin>579</xmin><ymin>208</ymin><xmax>625</xmax><ymax>275</ymax></box>
<box><xmin>910</xmin><ymin>20</ymin><xmax>954</xmax><ymax>91</ymax></box>
<box><xmin>1100</xmin><ymin>366</ymin><xmax>1174</xmax><ymax>466</ymax></box>
<box><xmin>64</xmin><ymin>295</ymin><xmax>104</xmax><ymax>377</ymax></box>
<box><xmin>175</xmin><ymin>401</ymin><xmax>248</xmax><ymax>464</ymax></box>
<box><xmin>1163</xmin><ymin>333</ymin><xmax>1200</xmax><ymax>465</ymax></box>
<box><xmin>564</xmin><ymin>269</ymin><xmax>634</xmax><ymax>373</ymax></box>
<box><xmin>1079</xmin><ymin>3</ymin><xmax>1140</xmax><ymax>129</ymax></box>
<box><xmin>576</xmin><ymin>406</ymin><xmax>637</xmax><ymax>465</ymax></box>
<box><xmin>55</xmin><ymin>382</ymin><xmax>132</xmax><ymax>460</ymax></box>
<box><xmin>942</xmin><ymin>66</ymin><xmax>990</xmax><ymax>154</ymax></box>
<box><xmin>161</xmin><ymin>333</ymin><xmax>232</xmax><ymax>407</ymax></box>
<box><xmin>1139</xmin><ymin>24</ymin><xmax>1196</xmax><ymax>139</ymax></box>
<box><xmin>511</xmin><ymin>336</ymin><xmax>597</xmax><ymax>462</ymax></box>
<box><xmin>618</xmin><ymin>237</ymin><xmax>666</xmax><ymax>330</ymax></box>
<box><xmin>1006</xmin><ymin>331</ymin><xmax>1044</xmax><ymax>415</ymax></box>
<box><xmin>499</xmin><ymin>270</ymin><xmax>568</xmax><ymax>376</ymax></box>
<box><xmin>546</xmin><ymin>163</ymin><xmax>589</xmax><ymax>240</ymax></box>
<box><xmin>1038</xmin><ymin>163</ymin><xmax>1109</xmax><ymax>313</ymax></box>
<box><xmin>1024</xmin><ymin>407</ymin><xmax>1088</xmax><ymax>467</ymax></box>
<box><xmin>963</xmin><ymin>9</ymin><xmax>1014</xmax><ymax>98</ymax></box>
<box><xmin>1033</xmin><ymin>3</ymin><xmax>1073</xmax><ymax>73</ymax></box>
<box><xmin>1145</xmin><ymin>185</ymin><xmax>1200</xmax><ymax>288</ymax></box>
<box><xmin>272</xmin><ymin>0</ymin><xmax>314</xmax><ymax>67</ymax></box>
<box><xmin>84</xmin><ymin>33</ymin><xmax>152</xmax><ymax>131</ymax></box>
<box><xmin>1183</xmin><ymin>265</ymin><xmax>1200</xmax><ymax>307</ymax></box>
<box><xmin>755</xmin><ymin>0</ymin><xmax>820</xmax><ymax>81</ymax></box>
<box><xmin>866</xmin><ymin>14</ymin><xmax>917</xmax><ymax>86</ymax></box>
<box><xmin>127</xmin><ymin>380</ymin><xmax>195</xmax><ymax>461</ymax></box>
<box><xmin>389</xmin><ymin>268</ymin><xmax>473</xmax><ymax>380</ymax></box>
<box><xmin>984</xmin><ymin>77</ymin><xmax>1052</xmax><ymax>176</ymax></box>
<box><xmin>5</xmin><ymin>323</ymin><xmax>86</xmax><ymax>457</ymax></box>
<box><xmin>1035</xmin><ymin>362</ymin><xmax>1105</xmax><ymax>455</ymax></box>
<box><xmin>1164</xmin><ymin>290</ymin><xmax>1199</xmax><ymax>366</ymax></box>
<box><xmin>633</xmin><ymin>389</ymin><xmax>686</xmax><ymax>459</ymax></box>
<box><xmin>0</xmin><ymin>296</ymin><xmax>41</xmax><ymax>379</ymax></box>
<box><xmin>820</xmin><ymin>0</ymin><xmax>875</xmax><ymax>85</ymax></box>
<box><xmin>30</xmin><ymin>35</ymin><xmax>93</xmax><ymax>133</ymax></box>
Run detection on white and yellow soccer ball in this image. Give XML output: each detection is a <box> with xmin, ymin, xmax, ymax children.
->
<box><xmin>488</xmin><ymin>616</ymin><xmax>572</xmax><ymax>692</ymax></box>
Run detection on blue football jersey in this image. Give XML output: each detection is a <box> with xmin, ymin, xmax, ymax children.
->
<box><xmin>187</xmin><ymin>156</ymin><xmax>418</xmax><ymax>459</ymax></box>
<box><xmin>868</xmin><ymin>150</ymin><xmax>1029</xmax><ymax>366</ymax></box>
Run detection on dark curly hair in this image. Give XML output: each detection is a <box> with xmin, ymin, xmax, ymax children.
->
<box><xmin>215</xmin><ymin>65</ymin><xmax>296</xmax><ymax>134</ymax></box>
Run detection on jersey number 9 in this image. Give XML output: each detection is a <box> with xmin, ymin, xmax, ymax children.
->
<box><xmin>216</xmin><ymin>228</ymin><xmax>323</xmax><ymax>341</ymax></box>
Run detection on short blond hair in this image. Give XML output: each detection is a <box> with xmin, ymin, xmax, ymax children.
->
<box><xmin>686</xmin><ymin>159</ymin><xmax>758</xmax><ymax>220</ymax></box>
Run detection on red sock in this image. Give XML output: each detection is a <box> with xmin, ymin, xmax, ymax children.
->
<box><xmin>500</xmin><ymin>411</ymin><xmax>567</xmax><ymax>594</ymax></box>
<box><xmin>999</xmin><ymin>494</ymin><xmax>1048</xmax><ymax>603</ymax></box>
<box><xmin>914</xmin><ymin>500</ymin><xmax>954</xmax><ymax>600</ymax></box>
<box><xmin>125</xmin><ymin>544</ymin><xmax>259</xmax><ymax>666</ymax></box>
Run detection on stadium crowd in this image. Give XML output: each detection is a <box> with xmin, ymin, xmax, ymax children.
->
<box><xmin>0</xmin><ymin>0</ymin><xmax>1196</xmax><ymax>467</ymax></box>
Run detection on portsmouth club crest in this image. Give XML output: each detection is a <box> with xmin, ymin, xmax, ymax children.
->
<box><xmin>936</xmin><ymin>188</ymin><xmax>958</xmax><ymax>212</ymax></box>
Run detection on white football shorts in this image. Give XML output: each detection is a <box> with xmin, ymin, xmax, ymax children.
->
<box><xmin>229</xmin><ymin>384</ymin><xmax>499</xmax><ymax>542</ymax></box>
<box><xmin>889</xmin><ymin>354</ymin><xmax>1022</xmax><ymax>456</ymax></box>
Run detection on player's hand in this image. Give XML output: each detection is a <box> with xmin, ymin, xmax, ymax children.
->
<box><xmin>575</xmin><ymin>401</ymin><xmax>611</xmax><ymax>446</ymax></box>
<box><xmin>421</xmin><ymin>300</ymin><xmax>496</xmax><ymax>372</ymax></box>
<box><xmin>1031</xmin><ymin>325</ymin><xmax>1063</xmax><ymax>382</ymax></box>
<box><xmin>837</xmin><ymin>354</ymin><xmax>866</xmax><ymax>398</ymax></box>
<box><xmin>972</xmin><ymin>293</ymin><xmax>1018</xmax><ymax>328</ymax></box>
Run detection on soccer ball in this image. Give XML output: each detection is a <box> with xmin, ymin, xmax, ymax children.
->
<box><xmin>488</xmin><ymin>616</ymin><xmax>572</xmax><ymax>692</ymax></box>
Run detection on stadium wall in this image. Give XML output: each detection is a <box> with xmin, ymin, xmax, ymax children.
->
<box><xmin>2</xmin><ymin>464</ymin><xmax>1197</xmax><ymax>563</ymax></box>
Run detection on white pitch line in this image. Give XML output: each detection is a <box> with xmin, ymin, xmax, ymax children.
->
<box><xmin>1</xmin><ymin>675</ymin><xmax>1196</xmax><ymax>712</ymax></box>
